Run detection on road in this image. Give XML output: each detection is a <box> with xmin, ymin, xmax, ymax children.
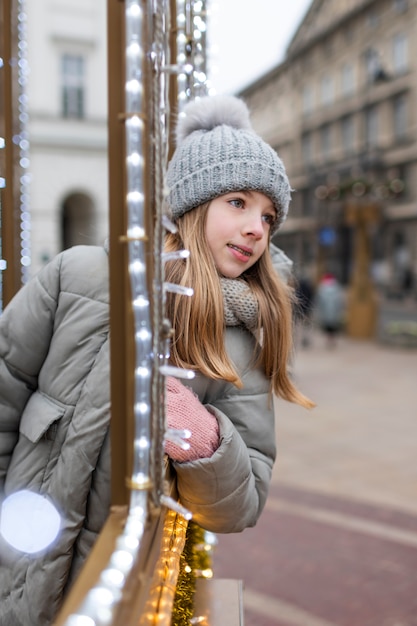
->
<box><xmin>212</xmin><ymin>331</ymin><xmax>417</xmax><ymax>626</ymax></box>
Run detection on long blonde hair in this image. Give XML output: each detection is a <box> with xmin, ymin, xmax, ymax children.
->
<box><xmin>164</xmin><ymin>203</ymin><xmax>314</xmax><ymax>409</ymax></box>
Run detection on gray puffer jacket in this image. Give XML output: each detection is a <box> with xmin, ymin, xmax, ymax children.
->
<box><xmin>0</xmin><ymin>245</ymin><xmax>277</xmax><ymax>625</ymax></box>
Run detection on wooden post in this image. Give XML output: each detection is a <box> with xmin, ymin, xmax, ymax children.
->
<box><xmin>345</xmin><ymin>202</ymin><xmax>379</xmax><ymax>338</ymax></box>
<box><xmin>107</xmin><ymin>0</ymin><xmax>134</xmax><ymax>507</ymax></box>
<box><xmin>1</xmin><ymin>0</ymin><xmax>23</xmax><ymax>308</ymax></box>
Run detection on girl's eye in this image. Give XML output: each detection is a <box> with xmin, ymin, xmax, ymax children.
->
<box><xmin>228</xmin><ymin>198</ymin><xmax>244</xmax><ymax>208</ymax></box>
<box><xmin>263</xmin><ymin>214</ymin><xmax>276</xmax><ymax>227</ymax></box>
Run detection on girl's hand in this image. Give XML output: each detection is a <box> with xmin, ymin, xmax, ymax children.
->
<box><xmin>165</xmin><ymin>376</ymin><xmax>220</xmax><ymax>462</ymax></box>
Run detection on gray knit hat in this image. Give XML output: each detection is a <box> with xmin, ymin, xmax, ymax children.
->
<box><xmin>166</xmin><ymin>95</ymin><xmax>291</xmax><ymax>232</ymax></box>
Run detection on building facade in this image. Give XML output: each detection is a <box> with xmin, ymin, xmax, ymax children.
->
<box><xmin>26</xmin><ymin>0</ymin><xmax>108</xmax><ymax>276</ymax></box>
<box><xmin>240</xmin><ymin>0</ymin><xmax>417</xmax><ymax>297</ymax></box>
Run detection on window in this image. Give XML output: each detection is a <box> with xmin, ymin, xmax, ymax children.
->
<box><xmin>301</xmin><ymin>189</ymin><xmax>314</xmax><ymax>216</ymax></box>
<box><xmin>301</xmin><ymin>188</ymin><xmax>314</xmax><ymax>216</ymax></box>
<box><xmin>367</xmin><ymin>10</ymin><xmax>379</xmax><ymax>29</ymax></box>
<box><xmin>393</xmin><ymin>95</ymin><xmax>407</xmax><ymax>140</ymax></box>
<box><xmin>393</xmin><ymin>33</ymin><xmax>408</xmax><ymax>74</ymax></box>
<box><xmin>341</xmin><ymin>115</ymin><xmax>355</xmax><ymax>154</ymax></box>
<box><xmin>302</xmin><ymin>84</ymin><xmax>314</xmax><ymax>116</ymax></box>
<box><xmin>320</xmin><ymin>74</ymin><xmax>334</xmax><ymax>106</ymax></box>
<box><xmin>394</xmin><ymin>0</ymin><xmax>408</xmax><ymax>13</ymax></box>
<box><xmin>364</xmin><ymin>48</ymin><xmax>382</xmax><ymax>83</ymax></box>
<box><xmin>320</xmin><ymin>125</ymin><xmax>332</xmax><ymax>160</ymax></box>
<box><xmin>302</xmin><ymin>133</ymin><xmax>313</xmax><ymax>166</ymax></box>
<box><xmin>344</xmin><ymin>26</ymin><xmax>354</xmax><ymax>44</ymax></box>
<box><xmin>341</xmin><ymin>63</ymin><xmax>355</xmax><ymax>96</ymax></box>
<box><xmin>365</xmin><ymin>106</ymin><xmax>379</xmax><ymax>147</ymax></box>
<box><xmin>61</xmin><ymin>54</ymin><xmax>85</xmax><ymax>119</ymax></box>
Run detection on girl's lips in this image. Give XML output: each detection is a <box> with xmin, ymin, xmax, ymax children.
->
<box><xmin>227</xmin><ymin>243</ymin><xmax>252</xmax><ymax>261</ymax></box>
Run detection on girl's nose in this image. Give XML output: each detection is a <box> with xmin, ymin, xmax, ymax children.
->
<box><xmin>243</xmin><ymin>213</ymin><xmax>264</xmax><ymax>239</ymax></box>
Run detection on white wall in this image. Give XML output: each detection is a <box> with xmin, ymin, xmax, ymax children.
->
<box><xmin>26</xmin><ymin>0</ymin><xmax>108</xmax><ymax>276</ymax></box>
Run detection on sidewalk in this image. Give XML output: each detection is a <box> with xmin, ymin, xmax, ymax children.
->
<box><xmin>212</xmin><ymin>332</ymin><xmax>417</xmax><ymax>626</ymax></box>
<box><xmin>273</xmin><ymin>330</ymin><xmax>417</xmax><ymax>513</ymax></box>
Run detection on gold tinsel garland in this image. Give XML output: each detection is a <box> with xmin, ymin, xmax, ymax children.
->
<box><xmin>170</xmin><ymin>520</ymin><xmax>213</xmax><ymax>626</ymax></box>
<box><xmin>137</xmin><ymin>510</ymin><xmax>214</xmax><ymax>626</ymax></box>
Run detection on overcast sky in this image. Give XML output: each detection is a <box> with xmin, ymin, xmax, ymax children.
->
<box><xmin>207</xmin><ymin>0</ymin><xmax>313</xmax><ymax>94</ymax></box>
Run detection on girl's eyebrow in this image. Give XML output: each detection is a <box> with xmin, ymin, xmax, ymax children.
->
<box><xmin>225</xmin><ymin>190</ymin><xmax>275</xmax><ymax>211</ymax></box>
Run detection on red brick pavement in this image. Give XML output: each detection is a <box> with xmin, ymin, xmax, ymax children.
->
<box><xmin>212</xmin><ymin>484</ymin><xmax>417</xmax><ymax>626</ymax></box>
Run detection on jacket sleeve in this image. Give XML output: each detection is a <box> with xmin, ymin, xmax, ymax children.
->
<box><xmin>171</xmin><ymin>326</ymin><xmax>276</xmax><ymax>533</ymax></box>
<box><xmin>0</xmin><ymin>256</ymin><xmax>62</xmax><ymax>494</ymax></box>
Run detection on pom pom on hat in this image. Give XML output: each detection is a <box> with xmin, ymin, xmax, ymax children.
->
<box><xmin>166</xmin><ymin>95</ymin><xmax>291</xmax><ymax>232</ymax></box>
<box><xmin>175</xmin><ymin>95</ymin><xmax>253</xmax><ymax>143</ymax></box>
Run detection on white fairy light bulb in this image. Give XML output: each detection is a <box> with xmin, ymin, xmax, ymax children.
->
<box><xmin>0</xmin><ymin>490</ymin><xmax>61</xmax><ymax>553</ymax></box>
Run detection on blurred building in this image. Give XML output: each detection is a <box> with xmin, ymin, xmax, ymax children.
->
<box><xmin>26</xmin><ymin>0</ymin><xmax>108</xmax><ymax>276</ymax></box>
<box><xmin>240</xmin><ymin>0</ymin><xmax>416</xmax><ymax>297</ymax></box>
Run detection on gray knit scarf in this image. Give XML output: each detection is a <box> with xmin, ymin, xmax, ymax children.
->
<box><xmin>220</xmin><ymin>277</ymin><xmax>259</xmax><ymax>332</ymax></box>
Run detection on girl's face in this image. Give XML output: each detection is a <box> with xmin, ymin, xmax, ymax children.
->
<box><xmin>205</xmin><ymin>190</ymin><xmax>276</xmax><ymax>278</ymax></box>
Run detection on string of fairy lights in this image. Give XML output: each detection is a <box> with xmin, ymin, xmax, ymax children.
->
<box><xmin>175</xmin><ymin>0</ymin><xmax>209</xmax><ymax>106</ymax></box>
<box><xmin>63</xmin><ymin>1</ymin><xmax>211</xmax><ymax>624</ymax></box>
<box><xmin>16</xmin><ymin>1</ymin><xmax>31</xmax><ymax>282</ymax></box>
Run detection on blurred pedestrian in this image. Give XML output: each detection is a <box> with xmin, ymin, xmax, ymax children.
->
<box><xmin>315</xmin><ymin>273</ymin><xmax>345</xmax><ymax>348</ymax></box>
<box><xmin>294</xmin><ymin>273</ymin><xmax>315</xmax><ymax>347</ymax></box>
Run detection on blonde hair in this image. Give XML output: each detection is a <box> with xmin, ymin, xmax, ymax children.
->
<box><xmin>165</xmin><ymin>204</ymin><xmax>314</xmax><ymax>409</ymax></box>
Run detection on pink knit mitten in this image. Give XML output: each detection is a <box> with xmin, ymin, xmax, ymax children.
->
<box><xmin>165</xmin><ymin>376</ymin><xmax>220</xmax><ymax>462</ymax></box>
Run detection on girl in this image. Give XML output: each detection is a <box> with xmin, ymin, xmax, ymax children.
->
<box><xmin>163</xmin><ymin>95</ymin><xmax>314</xmax><ymax>533</ymax></box>
<box><xmin>0</xmin><ymin>94</ymin><xmax>312</xmax><ymax>625</ymax></box>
